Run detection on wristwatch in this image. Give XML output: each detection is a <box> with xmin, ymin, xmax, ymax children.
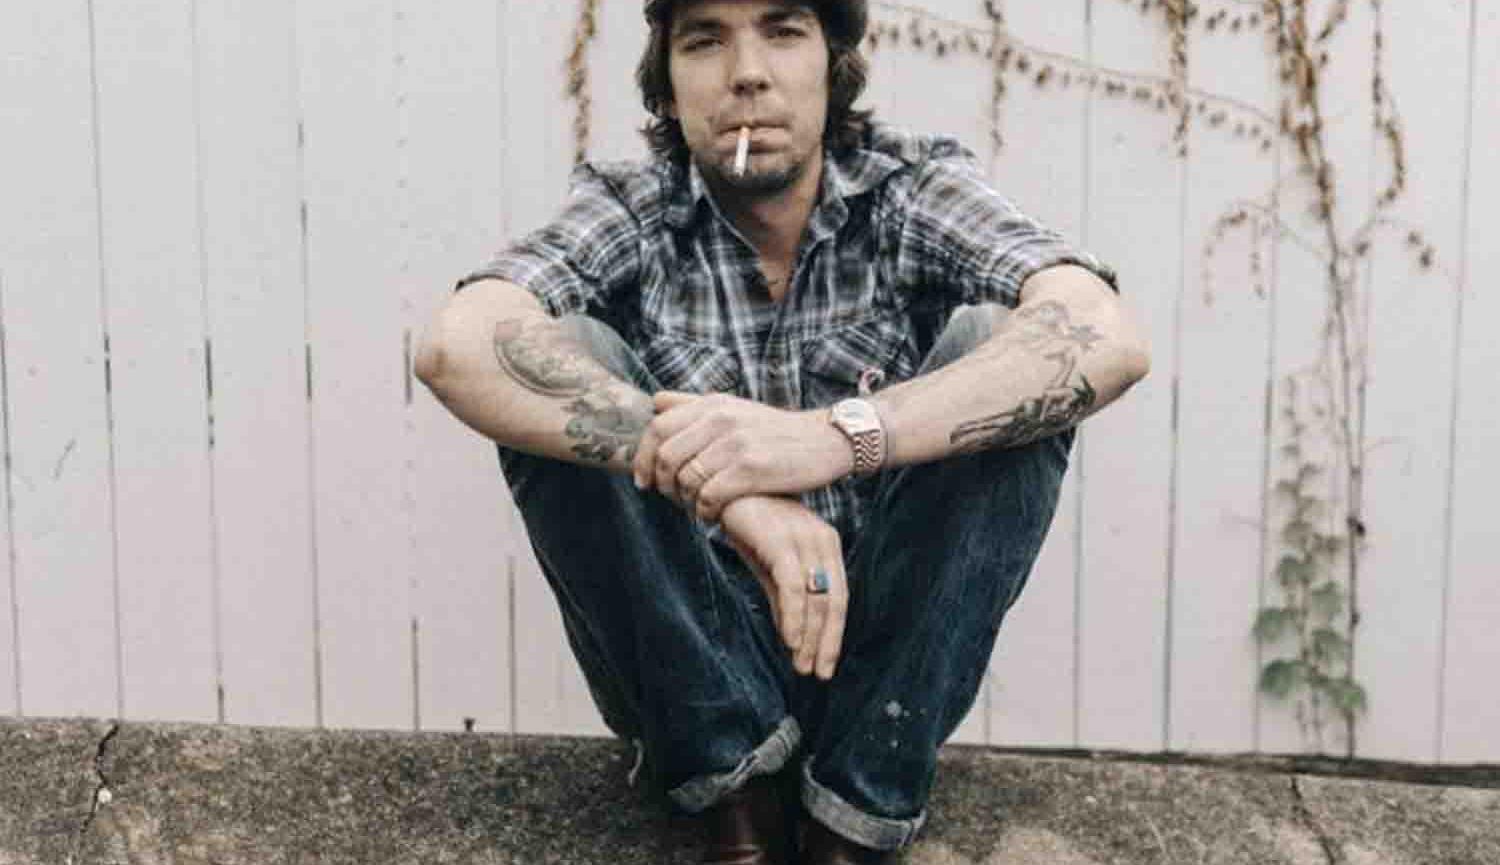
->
<box><xmin>829</xmin><ymin>398</ymin><xmax>886</xmax><ymax>477</ymax></box>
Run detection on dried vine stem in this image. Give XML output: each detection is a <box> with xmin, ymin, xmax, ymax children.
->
<box><xmin>1235</xmin><ymin>0</ymin><xmax>1437</xmax><ymax>758</ymax></box>
<box><xmin>885</xmin><ymin>1</ymin><xmax>1269</xmax><ymax>155</ymax></box>
<box><xmin>1164</xmin><ymin>0</ymin><xmax>1192</xmax><ymax>155</ymax></box>
<box><xmin>566</xmin><ymin>0</ymin><xmax>600</xmax><ymax>165</ymax></box>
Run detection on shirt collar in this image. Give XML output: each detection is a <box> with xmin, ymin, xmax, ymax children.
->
<box><xmin>662</xmin><ymin>142</ymin><xmax>905</xmax><ymax>234</ymax></box>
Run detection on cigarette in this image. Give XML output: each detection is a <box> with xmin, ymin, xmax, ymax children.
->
<box><xmin>734</xmin><ymin>126</ymin><xmax>750</xmax><ymax>176</ymax></box>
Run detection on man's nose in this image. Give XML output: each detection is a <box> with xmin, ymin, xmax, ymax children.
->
<box><xmin>729</xmin><ymin>41</ymin><xmax>771</xmax><ymax>96</ymax></box>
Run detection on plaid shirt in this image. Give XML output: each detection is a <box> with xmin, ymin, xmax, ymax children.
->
<box><xmin>461</xmin><ymin>124</ymin><xmax>1116</xmax><ymax>540</ymax></box>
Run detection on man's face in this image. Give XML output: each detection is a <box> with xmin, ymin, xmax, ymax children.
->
<box><xmin>665</xmin><ymin>0</ymin><xmax>830</xmax><ymax>193</ymax></box>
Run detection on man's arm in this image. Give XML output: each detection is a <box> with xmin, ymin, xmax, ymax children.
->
<box><xmin>418</xmin><ymin>279</ymin><xmax>850</xmax><ymax>680</ymax></box>
<box><xmin>867</xmin><ymin>263</ymin><xmax>1150</xmax><ymax>467</ymax></box>
<box><xmin>414</xmin><ymin>278</ymin><xmax>652</xmax><ymax>474</ymax></box>
<box><xmin>636</xmin><ymin>264</ymin><xmax>1149</xmax><ymax>519</ymax></box>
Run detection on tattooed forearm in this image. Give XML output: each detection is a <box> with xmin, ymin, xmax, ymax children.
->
<box><xmin>949</xmin><ymin>301</ymin><xmax>1103</xmax><ymax>452</ymax></box>
<box><xmin>950</xmin><ymin>377</ymin><xmax>1097</xmax><ymax>452</ymax></box>
<box><xmin>563</xmin><ymin>389</ymin><xmax>651</xmax><ymax>464</ymax></box>
<box><xmin>493</xmin><ymin>318</ymin><xmax>610</xmax><ymax>397</ymax></box>
<box><xmin>492</xmin><ymin>318</ymin><xmax>650</xmax><ymax>465</ymax></box>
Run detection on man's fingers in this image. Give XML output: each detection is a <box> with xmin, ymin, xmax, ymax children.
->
<box><xmin>634</xmin><ymin>393</ymin><xmax>704</xmax><ymax>490</ymax></box>
<box><xmin>815</xmin><ymin>570</ymin><xmax>848</xmax><ymax>680</ymax></box>
<box><xmin>771</xmin><ymin>553</ymin><xmax>807</xmax><ymax>651</ymax></box>
<box><xmin>796</xmin><ymin>568</ymin><xmax>829</xmax><ymax>677</ymax></box>
<box><xmin>632</xmin><ymin>424</ymin><xmax>660</xmax><ymax>490</ymax></box>
<box><xmin>650</xmin><ymin>403</ymin><xmax>722</xmax><ymax>502</ymax></box>
<box><xmin>653</xmin><ymin>390</ymin><xmax>699</xmax><ymax>412</ymax></box>
<box><xmin>660</xmin><ymin>425</ymin><xmax>720</xmax><ymax>505</ymax></box>
<box><xmin>693</xmin><ymin>463</ymin><xmax>749</xmax><ymax>523</ymax></box>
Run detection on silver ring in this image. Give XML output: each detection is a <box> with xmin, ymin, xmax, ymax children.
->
<box><xmin>808</xmin><ymin>567</ymin><xmax>831</xmax><ymax>595</ymax></box>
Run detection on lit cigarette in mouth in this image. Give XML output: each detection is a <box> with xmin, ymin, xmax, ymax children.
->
<box><xmin>734</xmin><ymin>126</ymin><xmax>750</xmax><ymax>176</ymax></box>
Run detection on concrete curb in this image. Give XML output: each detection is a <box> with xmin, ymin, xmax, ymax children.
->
<box><xmin>1</xmin><ymin>718</ymin><xmax>1495</xmax><ymax>864</ymax></box>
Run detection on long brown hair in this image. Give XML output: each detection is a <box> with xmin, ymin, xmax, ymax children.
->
<box><xmin>637</xmin><ymin>0</ymin><xmax>874</xmax><ymax>165</ymax></box>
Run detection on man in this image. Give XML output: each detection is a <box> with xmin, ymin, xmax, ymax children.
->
<box><xmin>416</xmin><ymin>0</ymin><xmax>1149</xmax><ymax>861</ymax></box>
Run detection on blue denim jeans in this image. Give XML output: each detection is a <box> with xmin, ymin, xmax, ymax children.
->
<box><xmin>495</xmin><ymin>306</ymin><xmax>1072</xmax><ymax>851</ymax></box>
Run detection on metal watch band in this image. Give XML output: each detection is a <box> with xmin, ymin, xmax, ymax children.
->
<box><xmin>848</xmin><ymin>427</ymin><xmax>884</xmax><ymax>476</ymax></box>
<box><xmin>831</xmin><ymin>398</ymin><xmax>886</xmax><ymax>477</ymax></box>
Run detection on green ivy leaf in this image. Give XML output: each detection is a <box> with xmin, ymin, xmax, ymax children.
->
<box><xmin>1308</xmin><ymin>583</ymin><xmax>1344</xmax><ymax>620</ymax></box>
<box><xmin>1277</xmin><ymin>554</ymin><xmax>1312</xmax><ymax>587</ymax></box>
<box><xmin>1310</xmin><ymin>627</ymin><xmax>1349</xmax><ymax>662</ymax></box>
<box><xmin>1253</xmin><ymin>607</ymin><xmax>1294</xmax><ymax>643</ymax></box>
<box><xmin>1259</xmin><ymin>658</ymin><xmax>1304</xmax><ymax>698</ymax></box>
<box><xmin>1327</xmin><ymin>678</ymin><xmax>1369</xmax><ymax>715</ymax></box>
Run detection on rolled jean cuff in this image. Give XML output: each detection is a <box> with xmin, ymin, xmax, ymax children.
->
<box><xmin>800</xmin><ymin>761</ymin><xmax>926</xmax><ymax>851</ymax></box>
<box><xmin>668</xmin><ymin>716</ymin><xmax>801</xmax><ymax>813</ymax></box>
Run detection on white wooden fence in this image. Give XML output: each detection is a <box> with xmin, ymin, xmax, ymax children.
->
<box><xmin>1</xmin><ymin>0</ymin><xmax>1495</xmax><ymax>764</ymax></box>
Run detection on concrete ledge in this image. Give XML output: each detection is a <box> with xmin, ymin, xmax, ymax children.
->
<box><xmin>2</xmin><ymin>718</ymin><xmax>1497</xmax><ymax>864</ymax></box>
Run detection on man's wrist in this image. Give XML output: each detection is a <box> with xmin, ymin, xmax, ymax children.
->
<box><xmin>827</xmin><ymin>398</ymin><xmax>886</xmax><ymax>477</ymax></box>
<box><xmin>813</xmin><ymin>409</ymin><xmax>858</xmax><ymax>480</ymax></box>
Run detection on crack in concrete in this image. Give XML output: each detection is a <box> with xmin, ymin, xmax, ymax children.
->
<box><xmin>66</xmin><ymin>722</ymin><xmax>120</xmax><ymax>865</ymax></box>
<box><xmin>1290</xmin><ymin>775</ymin><xmax>1344</xmax><ymax>865</ymax></box>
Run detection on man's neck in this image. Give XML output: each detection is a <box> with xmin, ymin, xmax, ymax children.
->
<box><xmin>705</xmin><ymin>151</ymin><xmax>824</xmax><ymax>268</ymax></box>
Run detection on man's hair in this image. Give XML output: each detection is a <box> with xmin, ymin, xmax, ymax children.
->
<box><xmin>637</xmin><ymin>0</ymin><xmax>874</xmax><ymax>165</ymax></box>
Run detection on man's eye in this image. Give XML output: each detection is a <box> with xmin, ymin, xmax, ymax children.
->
<box><xmin>770</xmin><ymin>26</ymin><xmax>807</xmax><ymax>40</ymax></box>
<box><xmin>681</xmin><ymin>37</ymin><xmax>720</xmax><ymax>52</ymax></box>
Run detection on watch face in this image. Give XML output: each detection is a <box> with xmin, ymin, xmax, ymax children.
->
<box><xmin>833</xmin><ymin>399</ymin><xmax>876</xmax><ymax>431</ymax></box>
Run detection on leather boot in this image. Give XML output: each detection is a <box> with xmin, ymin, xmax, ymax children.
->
<box><xmin>698</xmin><ymin>775</ymin><xmax>790</xmax><ymax>865</ymax></box>
<box><xmin>800</xmin><ymin>817</ymin><xmax>896</xmax><ymax>864</ymax></box>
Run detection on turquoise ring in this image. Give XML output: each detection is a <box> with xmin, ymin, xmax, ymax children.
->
<box><xmin>808</xmin><ymin>567</ymin><xmax>831</xmax><ymax>595</ymax></box>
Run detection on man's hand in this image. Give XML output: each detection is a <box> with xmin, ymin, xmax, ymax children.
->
<box><xmin>719</xmin><ymin>496</ymin><xmax>848</xmax><ymax>681</ymax></box>
<box><xmin>633</xmin><ymin>391</ymin><xmax>854</xmax><ymax>522</ymax></box>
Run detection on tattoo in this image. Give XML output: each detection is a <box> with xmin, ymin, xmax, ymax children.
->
<box><xmin>493</xmin><ymin>318</ymin><xmax>609</xmax><ymax>397</ymax></box>
<box><xmin>949</xmin><ymin>301</ymin><xmax>1102</xmax><ymax>453</ymax></box>
<box><xmin>494</xmin><ymin>318</ymin><xmax>650</xmax><ymax>464</ymax></box>
<box><xmin>563</xmin><ymin>390</ymin><xmax>650</xmax><ymax>464</ymax></box>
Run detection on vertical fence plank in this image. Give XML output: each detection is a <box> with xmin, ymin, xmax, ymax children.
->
<box><xmin>985</xmin><ymin>0</ymin><xmax>1090</xmax><ymax>750</ymax></box>
<box><xmin>0</xmin><ymin>281</ymin><xmax>15</xmax><ymax>716</ymax></box>
<box><xmin>0</xmin><ymin>0</ymin><xmax>120</xmax><ymax>721</ymax></box>
<box><xmin>91</xmin><ymin>0</ymin><xmax>220</xmax><ymax>722</ymax></box>
<box><xmin>882</xmin><ymin>1</ymin><xmax>992</xmax><ymax>155</ymax></box>
<box><xmin>397</xmin><ymin>0</ymin><xmax>514</xmax><ymax>734</ymax></box>
<box><xmin>1354</xmin><ymin>0</ymin><xmax>1471</xmax><ymax>763</ymax></box>
<box><xmin>297</xmin><ymin>0</ymin><xmax>413</xmax><ymax>730</ymax></box>
<box><xmin>1441</xmin><ymin>0</ymin><xmax>1500</xmax><ymax>765</ymax></box>
<box><xmin>1075</xmin><ymin>0</ymin><xmax>1180</xmax><ymax>752</ymax></box>
<box><xmin>1167</xmin><ymin>15</ymin><xmax>1277</xmax><ymax>753</ymax></box>
<box><xmin>1259</xmin><ymin>0</ymin><xmax>1377</xmax><ymax>756</ymax></box>
<box><xmin>584</xmin><ymin>0</ymin><xmax>649</xmax><ymax>165</ymax></box>
<box><xmin>504</xmin><ymin>0</ymin><xmax>609</xmax><ymax>737</ymax></box>
<box><xmin>196</xmin><ymin>0</ymin><xmax>319</xmax><ymax>728</ymax></box>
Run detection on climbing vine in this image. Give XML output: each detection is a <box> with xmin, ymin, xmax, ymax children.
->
<box><xmin>561</xmin><ymin>0</ymin><xmax>1441</xmax><ymax>759</ymax></box>
<box><xmin>567</xmin><ymin>0</ymin><xmax>601</xmax><ymax>166</ymax></box>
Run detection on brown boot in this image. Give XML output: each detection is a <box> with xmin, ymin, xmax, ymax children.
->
<box><xmin>800</xmin><ymin>818</ymin><xmax>896</xmax><ymax>864</ymax></box>
<box><xmin>698</xmin><ymin>775</ymin><xmax>791</xmax><ymax>865</ymax></box>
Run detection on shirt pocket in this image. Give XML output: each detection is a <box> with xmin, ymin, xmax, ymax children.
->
<box><xmin>799</xmin><ymin>315</ymin><xmax>917</xmax><ymax>408</ymax></box>
<box><xmin>640</xmin><ymin>333</ymin><xmax>743</xmax><ymax>396</ymax></box>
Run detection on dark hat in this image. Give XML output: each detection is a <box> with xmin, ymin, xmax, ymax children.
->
<box><xmin>643</xmin><ymin>0</ymin><xmax>869</xmax><ymax>47</ymax></box>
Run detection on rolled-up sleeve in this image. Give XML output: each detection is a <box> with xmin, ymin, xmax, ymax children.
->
<box><xmin>899</xmin><ymin>153</ymin><xmax>1118</xmax><ymax>308</ymax></box>
<box><xmin>456</xmin><ymin>164</ymin><xmax>641</xmax><ymax>317</ymax></box>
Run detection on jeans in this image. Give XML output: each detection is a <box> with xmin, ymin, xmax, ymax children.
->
<box><xmin>495</xmin><ymin>306</ymin><xmax>1073</xmax><ymax>851</ymax></box>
